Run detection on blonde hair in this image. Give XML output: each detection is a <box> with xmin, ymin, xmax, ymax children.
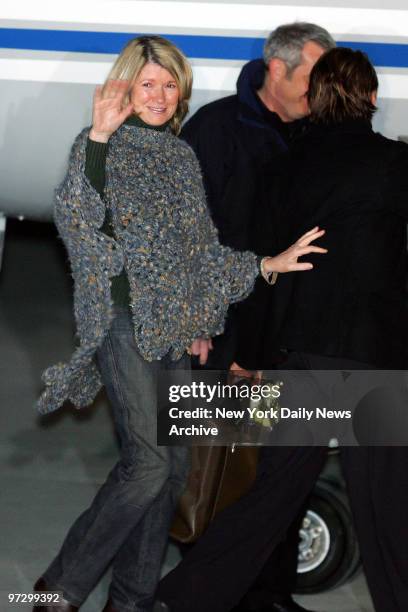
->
<box><xmin>106</xmin><ymin>36</ymin><xmax>193</xmax><ymax>135</ymax></box>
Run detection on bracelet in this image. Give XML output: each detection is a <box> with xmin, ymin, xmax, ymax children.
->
<box><xmin>260</xmin><ymin>257</ymin><xmax>279</xmax><ymax>286</ymax></box>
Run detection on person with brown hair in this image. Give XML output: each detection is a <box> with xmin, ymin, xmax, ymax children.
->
<box><xmin>34</xmin><ymin>34</ymin><xmax>325</xmax><ymax>612</ymax></box>
<box><xmin>157</xmin><ymin>47</ymin><xmax>408</xmax><ymax>612</ymax></box>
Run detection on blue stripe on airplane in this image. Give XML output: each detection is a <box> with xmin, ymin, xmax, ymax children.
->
<box><xmin>1</xmin><ymin>27</ymin><xmax>408</xmax><ymax>68</ymax></box>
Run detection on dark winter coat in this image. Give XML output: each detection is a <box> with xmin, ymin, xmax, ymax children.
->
<box><xmin>182</xmin><ymin>59</ymin><xmax>291</xmax><ymax>250</ymax></box>
<box><xmin>264</xmin><ymin>119</ymin><xmax>408</xmax><ymax>369</ymax></box>
<box><xmin>181</xmin><ymin>59</ymin><xmax>295</xmax><ymax>368</ymax></box>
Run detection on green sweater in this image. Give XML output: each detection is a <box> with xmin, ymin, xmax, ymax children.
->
<box><xmin>85</xmin><ymin>115</ymin><xmax>169</xmax><ymax>306</ymax></box>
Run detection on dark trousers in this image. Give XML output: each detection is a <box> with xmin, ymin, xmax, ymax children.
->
<box><xmin>233</xmin><ymin>497</ymin><xmax>307</xmax><ymax>610</ymax></box>
<box><xmin>191</xmin><ymin>311</ymin><xmax>303</xmax><ymax>606</ymax></box>
<box><xmin>234</xmin><ymin>503</ymin><xmax>306</xmax><ymax>610</ymax></box>
<box><xmin>158</xmin><ymin>353</ymin><xmax>408</xmax><ymax>612</ymax></box>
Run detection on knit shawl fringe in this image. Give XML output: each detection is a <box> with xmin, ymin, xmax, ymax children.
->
<box><xmin>37</xmin><ymin>126</ymin><xmax>258</xmax><ymax>414</ymax></box>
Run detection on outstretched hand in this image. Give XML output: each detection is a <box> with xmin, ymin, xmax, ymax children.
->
<box><xmin>263</xmin><ymin>227</ymin><xmax>327</xmax><ymax>274</ymax></box>
<box><xmin>89</xmin><ymin>79</ymin><xmax>134</xmax><ymax>143</ymax></box>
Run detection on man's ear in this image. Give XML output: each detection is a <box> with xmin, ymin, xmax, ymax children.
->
<box><xmin>267</xmin><ymin>58</ymin><xmax>287</xmax><ymax>83</ymax></box>
<box><xmin>371</xmin><ymin>90</ymin><xmax>378</xmax><ymax>105</ymax></box>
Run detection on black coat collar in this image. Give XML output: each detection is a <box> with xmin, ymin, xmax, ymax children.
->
<box><xmin>306</xmin><ymin>118</ymin><xmax>373</xmax><ymax>137</ymax></box>
<box><xmin>235</xmin><ymin>58</ymin><xmax>290</xmax><ymax>149</ymax></box>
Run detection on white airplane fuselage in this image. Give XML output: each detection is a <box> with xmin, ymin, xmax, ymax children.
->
<box><xmin>0</xmin><ymin>0</ymin><xmax>408</xmax><ymax>221</ymax></box>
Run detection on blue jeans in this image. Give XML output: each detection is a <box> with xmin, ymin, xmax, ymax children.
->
<box><xmin>43</xmin><ymin>307</ymin><xmax>190</xmax><ymax>611</ymax></box>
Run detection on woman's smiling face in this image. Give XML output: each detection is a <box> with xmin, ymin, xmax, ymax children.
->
<box><xmin>130</xmin><ymin>62</ymin><xmax>180</xmax><ymax>126</ymax></box>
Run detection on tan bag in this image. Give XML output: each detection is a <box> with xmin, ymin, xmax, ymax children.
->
<box><xmin>170</xmin><ymin>370</ymin><xmax>282</xmax><ymax>543</ymax></box>
<box><xmin>170</xmin><ymin>445</ymin><xmax>259</xmax><ymax>544</ymax></box>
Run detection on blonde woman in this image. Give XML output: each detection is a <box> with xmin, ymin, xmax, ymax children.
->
<box><xmin>35</xmin><ymin>36</ymin><xmax>325</xmax><ymax>612</ymax></box>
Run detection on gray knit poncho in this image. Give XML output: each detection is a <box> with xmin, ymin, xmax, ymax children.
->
<box><xmin>38</xmin><ymin>125</ymin><xmax>259</xmax><ymax>414</ymax></box>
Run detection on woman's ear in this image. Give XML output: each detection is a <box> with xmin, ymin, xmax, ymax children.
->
<box><xmin>371</xmin><ymin>90</ymin><xmax>378</xmax><ymax>105</ymax></box>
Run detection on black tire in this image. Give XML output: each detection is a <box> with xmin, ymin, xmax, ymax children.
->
<box><xmin>295</xmin><ymin>479</ymin><xmax>361</xmax><ymax>594</ymax></box>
